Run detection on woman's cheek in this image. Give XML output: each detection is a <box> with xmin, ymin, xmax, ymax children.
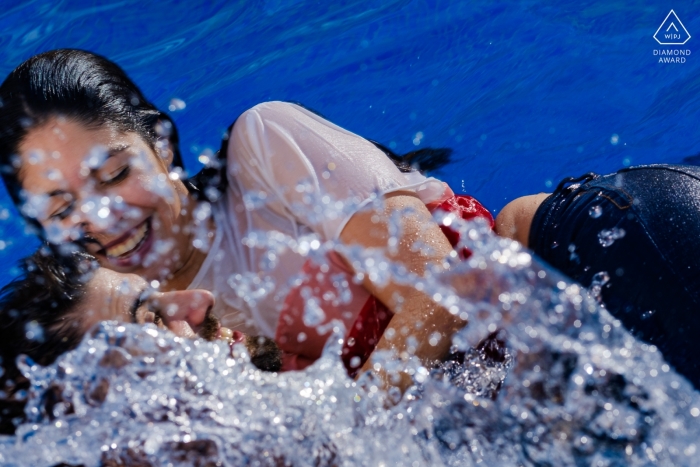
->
<box><xmin>115</xmin><ymin>177</ymin><xmax>166</xmax><ymax>213</ymax></box>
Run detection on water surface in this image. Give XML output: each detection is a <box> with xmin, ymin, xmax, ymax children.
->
<box><xmin>0</xmin><ymin>0</ymin><xmax>698</xmax><ymax>284</ymax></box>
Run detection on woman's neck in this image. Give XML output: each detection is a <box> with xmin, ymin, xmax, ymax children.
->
<box><xmin>159</xmin><ymin>196</ymin><xmax>216</xmax><ymax>292</ymax></box>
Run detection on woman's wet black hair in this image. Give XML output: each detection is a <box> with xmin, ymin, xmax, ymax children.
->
<box><xmin>368</xmin><ymin>139</ymin><xmax>452</xmax><ymax>174</ymax></box>
<box><xmin>0</xmin><ymin>49</ymin><xmax>452</xmax><ymax>220</ymax></box>
<box><xmin>0</xmin><ymin>245</ymin><xmax>95</xmax><ymax>434</ymax></box>
<box><xmin>0</xmin><ymin>49</ymin><xmax>183</xmax><ymax>228</ymax></box>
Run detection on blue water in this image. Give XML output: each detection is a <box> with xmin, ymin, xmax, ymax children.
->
<box><xmin>1</xmin><ymin>0</ymin><xmax>699</xmax><ymax>285</ymax></box>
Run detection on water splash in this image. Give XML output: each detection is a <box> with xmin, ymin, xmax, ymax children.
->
<box><xmin>589</xmin><ymin>271</ymin><xmax>610</xmax><ymax>302</ymax></box>
<box><xmin>1</xmin><ymin>220</ymin><xmax>698</xmax><ymax>466</ymax></box>
<box><xmin>301</xmin><ymin>287</ymin><xmax>326</xmax><ymax>327</ymax></box>
<box><xmin>168</xmin><ymin>98</ymin><xmax>186</xmax><ymax>112</ymax></box>
<box><xmin>598</xmin><ymin>227</ymin><xmax>626</xmax><ymax>247</ymax></box>
<box><xmin>1</xmin><ymin>323</ymin><xmax>434</xmax><ymax>466</ymax></box>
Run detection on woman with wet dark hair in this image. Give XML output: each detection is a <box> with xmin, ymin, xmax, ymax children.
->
<box><xmin>4</xmin><ymin>49</ymin><xmax>700</xmax><ymax>393</ymax></box>
<box><xmin>0</xmin><ymin>49</ymin><xmax>495</xmax><ymax>391</ymax></box>
<box><xmin>0</xmin><ymin>247</ymin><xmax>283</xmax><ymax>435</ymax></box>
<box><xmin>0</xmin><ymin>246</ymin><xmax>92</xmax><ymax>435</ymax></box>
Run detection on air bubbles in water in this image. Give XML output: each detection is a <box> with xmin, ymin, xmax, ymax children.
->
<box><xmin>589</xmin><ymin>205</ymin><xmax>602</xmax><ymax>218</ymax></box>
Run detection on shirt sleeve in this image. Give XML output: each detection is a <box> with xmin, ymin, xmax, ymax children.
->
<box><xmin>227</xmin><ymin>101</ymin><xmax>416</xmax><ymax>241</ymax></box>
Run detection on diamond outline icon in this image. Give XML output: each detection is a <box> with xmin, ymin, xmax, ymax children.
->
<box><xmin>654</xmin><ymin>10</ymin><xmax>691</xmax><ymax>45</ymax></box>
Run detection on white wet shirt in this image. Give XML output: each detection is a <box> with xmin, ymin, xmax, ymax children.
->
<box><xmin>188</xmin><ymin>101</ymin><xmax>445</xmax><ymax>337</ymax></box>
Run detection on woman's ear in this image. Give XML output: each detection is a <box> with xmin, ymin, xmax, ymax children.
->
<box><xmin>155</xmin><ymin>137</ymin><xmax>174</xmax><ymax>167</ymax></box>
<box><xmin>154</xmin><ymin>118</ymin><xmax>176</xmax><ymax>168</ymax></box>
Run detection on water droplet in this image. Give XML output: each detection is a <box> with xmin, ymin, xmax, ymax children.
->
<box><xmin>589</xmin><ymin>271</ymin><xmax>610</xmax><ymax>301</ymax></box>
<box><xmin>302</xmin><ymin>298</ymin><xmax>326</xmax><ymax>327</ymax></box>
<box><xmin>168</xmin><ymin>98</ymin><xmax>186</xmax><ymax>112</ymax></box>
<box><xmin>598</xmin><ymin>227</ymin><xmax>625</xmax><ymax>247</ymax></box>
<box><xmin>412</xmin><ymin>131</ymin><xmax>424</xmax><ymax>146</ymax></box>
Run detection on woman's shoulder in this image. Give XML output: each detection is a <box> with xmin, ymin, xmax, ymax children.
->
<box><xmin>235</xmin><ymin>101</ymin><xmax>301</xmax><ymax>126</ymax></box>
<box><xmin>233</xmin><ymin>101</ymin><xmax>356</xmax><ymax>141</ymax></box>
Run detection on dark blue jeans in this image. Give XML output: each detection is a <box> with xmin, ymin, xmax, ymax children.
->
<box><xmin>530</xmin><ymin>164</ymin><xmax>700</xmax><ymax>389</ymax></box>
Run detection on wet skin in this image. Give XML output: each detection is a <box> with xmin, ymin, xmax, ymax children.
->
<box><xmin>71</xmin><ymin>268</ymin><xmax>282</xmax><ymax>371</ymax></box>
<box><xmin>494</xmin><ymin>193</ymin><xmax>551</xmax><ymax>245</ymax></box>
<box><xmin>17</xmin><ymin>115</ymin><xmax>468</xmax><ymax>392</ymax></box>
<box><xmin>75</xmin><ymin>268</ymin><xmax>224</xmax><ymax>341</ymax></box>
<box><xmin>18</xmin><ymin>117</ymin><xmax>208</xmax><ymax>291</ymax></box>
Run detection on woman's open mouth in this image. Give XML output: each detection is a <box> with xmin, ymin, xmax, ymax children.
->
<box><xmin>101</xmin><ymin>218</ymin><xmax>153</xmax><ymax>267</ymax></box>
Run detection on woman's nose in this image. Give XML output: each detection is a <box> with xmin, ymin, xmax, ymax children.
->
<box><xmin>72</xmin><ymin>194</ymin><xmax>128</xmax><ymax>235</ymax></box>
<box><xmin>148</xmin><ymin>289</ymin><xmax>215</xmax><ymax>330</ymax></box>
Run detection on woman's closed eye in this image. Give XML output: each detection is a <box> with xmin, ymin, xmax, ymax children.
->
<box><xmin>138</xmin><ymin>306</ymin><xmax>164</xmax><ymax>326</ymax></box>
<box><xmin>50</xmin><ymin>199</ymin><xmax>75</xmax><ymax>220</ymax></box>
<box><xmin>100</xmin><ymin>165</ymin><xmax>130</xmax><ymax>185</ymax></box>
<box><xmin>47</xmin><ymin>166</ymin><xmax>129</xmax><ymax>219</ymax></box>
<box><xmin>141</xmin><ymin>310</ymin><xmax>163</xmax><ymax>325</ymax></box>
<box><xmin>130</xmin><ymin>288</ymin><xmax>163</xmax><ymax>326</ymax></box>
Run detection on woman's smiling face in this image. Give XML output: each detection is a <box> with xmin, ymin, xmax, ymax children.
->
<box><xmin>18</xmin><ymin>117</ymin><xmax>192</xmax><ymax>281</ymax></box>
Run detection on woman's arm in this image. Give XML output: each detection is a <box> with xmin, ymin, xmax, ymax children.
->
<box><xmin>494</xmin><ymin>193</ymin><xmax>550</xmax><ymax>245</ymax></box>
<box><xmin>339</xmin><ymin>192</ymin><xmax>465</xmax><ymax>391</ymax></box>
<box><xmin>227</xmin><ymin>102</ymin><xmax>470</xmax><ymax>389</ymax></box>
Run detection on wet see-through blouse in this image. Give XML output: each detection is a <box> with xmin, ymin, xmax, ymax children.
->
<box><xmin>188</xmin><ymin>101</ymin><xmax>446</xmax><ymax>339</ymax></box>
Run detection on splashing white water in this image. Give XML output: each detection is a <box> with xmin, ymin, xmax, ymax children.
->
<box><xmin>598</xmin><ymin>227</ymin><xmax>626</xmax><ymax>247</ymax></box>
<box><xmin>1</xmin><ymin>221</ymin><xmax>699</xmax><ymax>466</ymax></box>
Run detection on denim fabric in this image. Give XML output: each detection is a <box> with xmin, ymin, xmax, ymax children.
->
<box><xmin>529</xmin><ymin>164</ymin><xmax>700</xmax><ymax>389</ymax></box>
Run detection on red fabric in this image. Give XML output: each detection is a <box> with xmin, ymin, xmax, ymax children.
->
<box><xmin>277</xmin><ymin>193</ymin><xmax>492</xmax><ymax>375</ymax></box>
<box><xmin>341</xmin><ymin>296</ymin><xmax>393</xmax><ymax>376</ymax></box>
<box><xmin>427</xmin><ymin>194</ymin><xmax>495</xmax><ymax>259</ymax></box>
<box><xmin>276</xmin><ymin>252</ymin><xmax>373</xmax><ymax>372</ymax></box>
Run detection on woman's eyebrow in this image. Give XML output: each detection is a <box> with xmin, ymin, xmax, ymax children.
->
<box><xmin>107</xmin><ymin>144</ymin><xmax>130</xmax><ymax>156</ymax></box>
<box><xmin>88</xmin><ymin>144</ymin><xmax>131</xmax><ymax>171</ymax></box>
<box><xmin>129</xmin><ymin>287</ymin><xmax>149</xmax><ymax>323</ymax></box>
<box><xmin>47</xmin><ymin>189</ymin><xmax>68</xmax><ymax>197</ymax></box>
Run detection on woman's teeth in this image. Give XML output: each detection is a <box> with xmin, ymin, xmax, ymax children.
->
<box><xmin>106</xmin><ymin>222</ymin><xmax>149</xmax><ymax>258</ymax></box>
<box><xmin>219</xmin><ymin>327</ymin><xmax>233</xmax><ymax>342</ymax></box>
